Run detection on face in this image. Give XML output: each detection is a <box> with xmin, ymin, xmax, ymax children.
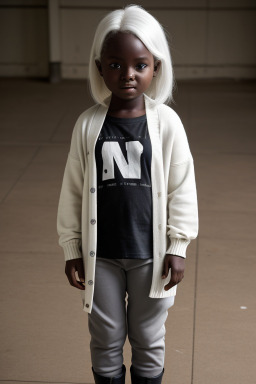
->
<box><xmin>96</xmin><ymin>32</ymin><xmax>160</xmax><ymax>105</ymax></box>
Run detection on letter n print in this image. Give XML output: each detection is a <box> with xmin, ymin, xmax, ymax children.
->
<box><xmin>101</xmin><ymin>141</ymin><xmax>143</xmax><ymax>180</ymax></box>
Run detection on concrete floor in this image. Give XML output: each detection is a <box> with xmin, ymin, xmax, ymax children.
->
<box><xmin>0</xmin><ymin>78</ymin><xmax>255</xmax><ymax>384</ymax></box>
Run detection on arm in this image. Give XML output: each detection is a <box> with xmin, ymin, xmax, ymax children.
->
<box><xmin>57</xmin><ymin>121</ymin><xmax>86</xmax><ymax>290</ymax></box>
<box><xmin>162</xmin><ymin>114</ymin><xmax>198</xmax><ymax>290</ymax></box>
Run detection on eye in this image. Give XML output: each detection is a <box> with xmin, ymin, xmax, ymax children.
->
<box><xmin>109</xmin><ymin>63</ymin><xmax>121</xmax><ymax>69</ymax></box>
<box><xmin>136</xmin><ymin>63</ymin><xmax>147</xmax><ymax>70</ymax></box>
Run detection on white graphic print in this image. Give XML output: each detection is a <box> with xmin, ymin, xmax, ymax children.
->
<box><xmin>102</xmin><ymin>141</ymin><xmax>143</xmax><ymax>180</ymax></box>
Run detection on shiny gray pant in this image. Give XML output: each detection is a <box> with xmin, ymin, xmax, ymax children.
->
<box><xmin>88</xmin><ymin>258</ymin><xmax>174</xmax><ymax>378</ymax></box>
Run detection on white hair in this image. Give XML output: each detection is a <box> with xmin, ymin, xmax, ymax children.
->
<box><xmin>88</xmin><ymin>5</ymin><xmax>173</xmax><ymax>105</ymax></box>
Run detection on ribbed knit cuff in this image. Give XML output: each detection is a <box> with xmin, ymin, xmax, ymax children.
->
<box><xmin>62</xmin><ymin>240</ymin><xmax>82</xmax><ymax>261</ymax></box>
<box><xmin>166</xmin><ymin>238</ymin><xmax>191</xmax><ymax>258</ymax></box>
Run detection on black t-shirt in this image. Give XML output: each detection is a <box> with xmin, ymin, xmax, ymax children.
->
<box><xmin>95</xmin><ymin>114</ymin><xmax>153</xmax><ymax>259</ymax></box>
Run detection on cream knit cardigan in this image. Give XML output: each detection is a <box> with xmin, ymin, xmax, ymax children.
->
<box><xmin>57</xmin><ymin>96</ymin><xmax>198</xmax><ymax>313</ymax></box>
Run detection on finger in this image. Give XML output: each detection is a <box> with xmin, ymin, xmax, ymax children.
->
<box><xmin>66</xmin><ymin>264</ymin><xmax>85</xmax><ymax>290</ymax></box>
<box><xmin>162</xmin><ymin>258</ymin><xmax>169</xmax><ymax>279</ymax></box>
<box><xmin>75</xmin><ymin>271</ymin><xmax>85</xmax><ymax>289</ymax></box>
<box><xmin>72</xmin><ymin>267</ymin><xmax>85</xmax><ymax>290</ymax></box>
<box><xmin>164</xmin><ymin>273</ymin><xmax>184</xmax><ymax>291</ymax></box>
<box><xmin>76</xmin><ymin>281</ymin><xmax>85</xmax><ymax>289</ymax></box>
<box><xmin>164</xmin><ymin>279</ymin><xmax>176</xmax><ymax>291</ymax></box>
<box><xmin>77</xmin><ymin>263</ymin><xmax>85</xmax><ymax>283</ymax></box>
<box><xmin>69</xmin><ymin>265</ymin><xmax>77</xmax><ymax>286</ymax></box>
<box><xmin>65</xmin><ymin>264</ymin><xmax>74</xmax><ymax>286</ymax></box>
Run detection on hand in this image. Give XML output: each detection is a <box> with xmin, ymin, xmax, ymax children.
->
<box><xmin>65</xmin><ymin>258</ymin><xmax>85</xmax><ymax>290</ymax></box>
<box><xmin>162</xmin><ymin>254</ymin><xmax>185</xmax><ymax>291</ymax></box>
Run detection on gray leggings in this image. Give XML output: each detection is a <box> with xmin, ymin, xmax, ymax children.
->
<box><xmin>88</xmin><ymin>258</ymin><xmax>174</xmax><ymax>378</ymax></box>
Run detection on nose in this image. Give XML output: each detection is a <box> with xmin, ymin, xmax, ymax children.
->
<box><xmin>121</xmin><ymin>67</ymin><xmax>135</xmax><ymax>81</ymax></box>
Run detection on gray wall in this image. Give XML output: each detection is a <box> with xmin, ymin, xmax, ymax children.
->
<box><xmin>0</xmin><ymin>0</ymin><xmax>256</xmax><ymax>79</ymax></box>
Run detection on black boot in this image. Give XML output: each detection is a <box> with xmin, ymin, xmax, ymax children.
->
<box><xmin>130</xmin><ymin>366</ymin><xmax>164</xmax><ymax>384</ymax></box>
<box><xmin>92</xmin><ymin>365</ymin><xmax>126</xmax><ymax>383</ymax></box>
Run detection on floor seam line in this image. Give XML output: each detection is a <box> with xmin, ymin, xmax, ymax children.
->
<box><xmin>48</xmin><ymin>111</ymin><xmax>69</xmax><ymax>143</ymax></box>
<box><xmin>0</xmin><ymin>380</ymin><xmax>92</xmax><ymax>384</ymax></box>
<box><xmin>191</xmin><ymin>236</ymin><xmax>199</xmax><ymax>384</ymax></box>
<box><xmin>0</xmin><ymin>146</ymin><xmax>41</xmax><ymax>205</ymax></box>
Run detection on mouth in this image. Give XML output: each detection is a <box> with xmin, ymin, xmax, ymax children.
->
<box><xmin>120</xmin><ymin>84</ymin><xmax>135</xmax><ymax>89</ymax></box>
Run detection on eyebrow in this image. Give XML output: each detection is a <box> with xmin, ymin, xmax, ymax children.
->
<box><xmin>107</xmin><ymin>56</ymin><xmax>151</xmax><ymax>61</ymax></box>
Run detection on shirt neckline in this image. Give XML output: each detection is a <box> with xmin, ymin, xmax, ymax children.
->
<box><xmin>105</xmin><ymin>114</ymin><xmax>147</xmax><ymax>124</ymax></box>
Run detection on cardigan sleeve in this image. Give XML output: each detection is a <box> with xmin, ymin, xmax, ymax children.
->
<box><xmin>57</xmin><ymin>120</ymin><xmax>84</xmax><ymax>261</ymax></box>
<box><xmin>166</xmin><ymin>112</ymin><xmax>198</xmax><ymax>258</ymax></box>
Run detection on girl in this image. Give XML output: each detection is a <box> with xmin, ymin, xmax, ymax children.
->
<box><xmin>57</xmin><ymin>5</ymin><xmax>198</xmax><ymax>384</ymax></box>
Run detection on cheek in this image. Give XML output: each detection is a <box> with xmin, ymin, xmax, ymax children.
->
<box><xmin>101</xmin><ymin>73</ymin><xmax>120</xmax><ymax>92</ymax></box>
<box><xmin>102</xmin><ymin>71</ymin><xmax>118</xmax><ymax>84</ymax></box>
<box><xmin>140</xmin><ymin>72</ymin><xmax>155</xmax><ymax>86</ymax></box>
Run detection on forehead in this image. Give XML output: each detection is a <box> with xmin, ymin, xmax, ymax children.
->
<box><xmin>101</xmin><ymin>32</ymin><xmax>153</xmax><ymax>60</ymax></box>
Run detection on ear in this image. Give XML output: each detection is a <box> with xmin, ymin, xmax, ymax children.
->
<box><xmin>153</xmin><ymin>60</ymin><xmax>161</xmax><ymax>77</ymax></box>
<box><xmin>95</xmin><ymin>60</ymin><xmax>103</xmax><ymax>76</ymax></box>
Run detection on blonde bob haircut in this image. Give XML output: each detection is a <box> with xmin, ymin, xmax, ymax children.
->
<box><xmin>89</xmin><ymin>5</ymin><xmax>173</xmax><ymax>105</ymax></box>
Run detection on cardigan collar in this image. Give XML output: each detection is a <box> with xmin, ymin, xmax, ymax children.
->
<box><xmin>86</xmin><ymin>94</ymin><xmax>159</xmax><ymax>156</ymax></box>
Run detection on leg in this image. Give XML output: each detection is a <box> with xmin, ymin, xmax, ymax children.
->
<box><xmin>126</xmin><ymin>259</ymin><xmax>174</xmax><ymax>379</ymax></box>
<box><xmin>92</xmin><ymin>364</ymin><xmax>126</xmax><ymax>384</ymax></box>
<box><xmin>88</xmin><ymin>258</ymin><xmax>127</xmax><ymax>378</ymax></box>
<box><xmin>130</xmin><ymin>365</ymin><xmax>164</xmax><ymax>384</ymax></box>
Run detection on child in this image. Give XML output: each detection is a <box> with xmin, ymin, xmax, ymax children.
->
<box><xmin>57</xmin><ymin>5</ymin><xmax>198</xmax><ymax>384</ymax></box>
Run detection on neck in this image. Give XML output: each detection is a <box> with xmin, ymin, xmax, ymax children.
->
<box><xmin>108</xmin><ymin>95</ymin><xmax>146</xmax><ymax>118</ymax></box>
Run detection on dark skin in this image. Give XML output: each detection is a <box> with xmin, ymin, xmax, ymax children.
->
<box><xmin>66</xmin><ymin>254</ymin><xmax>185</xmax><ymax>291</ymax></box>
<box><xmin>65</xmin><ymin>32</ymin><xmax>185</xmax><ymax>291</ymax></box>
<box><xmin>65</xmin><ymin>258</ymin><xmax>85</xmax><ymax>290</ymax></box>
<box><xmin>95</xmin><ymin>32</ymin><xmax>161</xmax><ymax>118</ymax></box>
